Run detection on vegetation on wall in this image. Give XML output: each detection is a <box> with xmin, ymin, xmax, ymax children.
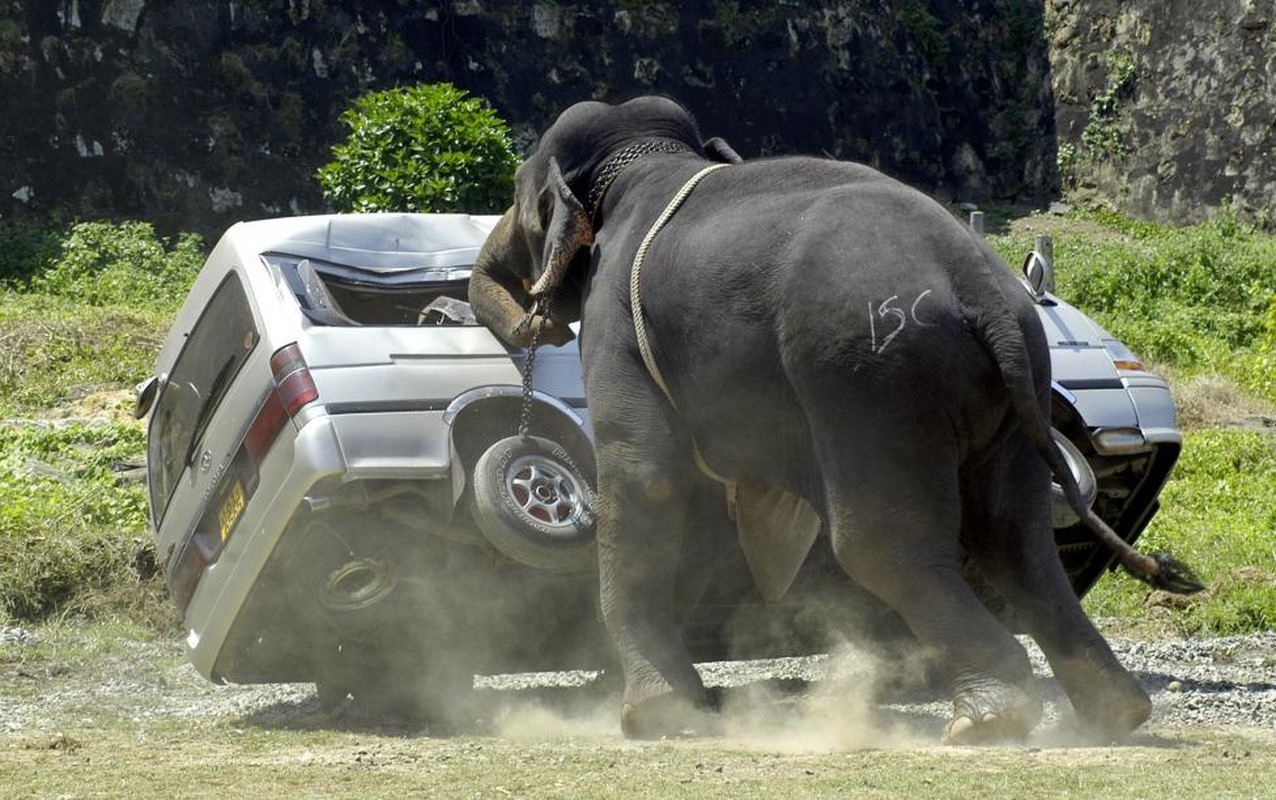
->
<box><xmin>1080</xmin><ymin>49</ymin><xmax>1137</xmax><ymax>160</ymax></box>
<box><xmin>315</xmin><ymin>83</ymin><xmax>521</xmax><ymax>215</ymax></box>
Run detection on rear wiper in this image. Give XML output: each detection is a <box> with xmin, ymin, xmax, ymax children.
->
<box><xmin>182</xmin><ymin>356</ymin><xmax>238</xmax><ymax>469</ymax></box>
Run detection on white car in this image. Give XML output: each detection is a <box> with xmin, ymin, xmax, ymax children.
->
<box><xmin>137</xmin><ymin>213</ymin><xmax>1181</xmax><ymax>714</ymax></box>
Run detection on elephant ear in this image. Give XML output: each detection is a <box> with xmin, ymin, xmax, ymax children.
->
<box><xmin>704</xmin><ymin>136</ymin><xmax>744</xmax><ymax>164</ymax></box>
<box><xmin>528</xmin><ymin>158</ymin><xmax>594</xmax><ymax>298</ymax></box>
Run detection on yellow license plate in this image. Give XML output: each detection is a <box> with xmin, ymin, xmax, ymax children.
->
<box><xmin>218</xmin><ymin>480</ymin><xmax>247</xmax><ymax>541</ymax></box>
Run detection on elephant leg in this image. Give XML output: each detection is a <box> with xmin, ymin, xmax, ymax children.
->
<box><xmin>962</xmin><ymin>439</ymin><xmax>1151</xmax><ymax>742</ymax></box>
<box><xmin>820</xmin><ymin>431</ymin><xmax>1042</xmax><ymax>744</ymax></box>
<box><xmin>590</xmin><ymin>383</ymin><xmax>711</xmax><ymax>739</ymax></box>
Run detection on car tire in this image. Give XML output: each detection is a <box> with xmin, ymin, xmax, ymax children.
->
<box><xmin>1050</xmin><ymin>428</ymin><xmax>1098</xmax><ymax>528</ymax></box>
<box><xmin>470</xmin><ymin>434</ymin><xmax>597</xmax><ymax>573</ymax></box>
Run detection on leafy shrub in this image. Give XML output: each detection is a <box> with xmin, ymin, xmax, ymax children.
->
<box><xmin>0</xmin><ymin>421</ymin><xmax>154</xmax><ymax>622</ymax></box>
<box><xmin>316</xmin><ymin>82</ymin><xmax>519</xmax><ymax>214</ymax></box>
<box><xmin>35</xmin><ymin>221</ymin><xmax>204</xmax><ymax>308</ymax></box>
<box><xmin>0</xmin><ymin>216</ymin><xmax>65</xmax><ymax>288</ymax></box>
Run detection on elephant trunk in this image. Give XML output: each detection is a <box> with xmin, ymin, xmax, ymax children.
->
<box><xmin>469</xmin><ymin>207</ymin><xmax>576</xmax><ymax>349</ymax></box>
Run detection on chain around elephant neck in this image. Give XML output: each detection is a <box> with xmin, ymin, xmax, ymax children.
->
<box><xmin>587</xmin><ymin>140</ymin><xmax>691</xmax><ymax>222</ymax></box>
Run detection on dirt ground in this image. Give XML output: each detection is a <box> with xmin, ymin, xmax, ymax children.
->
<box><xmin>2</xmin><ymin>624</ymin><xmax>1274</xmax><ymax>798</ymax></box>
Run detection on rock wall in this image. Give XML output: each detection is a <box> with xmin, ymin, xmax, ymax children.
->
<box><xmin>0</xmin><ymin>0</ymin><xmax>1054</xmax><ymax>239</ymax></box>
<box><xmin>1047</xmin><ymin>0</ymin><xmax>1275</xmax><ymax>225</ymax></box>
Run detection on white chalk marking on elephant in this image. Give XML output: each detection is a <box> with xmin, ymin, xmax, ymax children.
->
<box><xmin>868</xmin><ymin>289</ymin><xmax>935</xmax><ymax>354</ymax></box>
<box><xmin>910</xmin><ymin>288</ymin><xmax>935</xmax><ymax>326</ymax></box>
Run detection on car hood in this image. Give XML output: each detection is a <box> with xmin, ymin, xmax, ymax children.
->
<box><xmin>1035</xmin><ymin>295</ymin><xmax>1120</xmax><ymax>387</ymax></box>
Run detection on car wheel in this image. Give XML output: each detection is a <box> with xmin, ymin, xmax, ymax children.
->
<box><xmin>1050</xmin><ymin>428</ymin><xmax>1098</xmax><ymax>528</ymax></box>
<box><xmin>470</xmin><ymin>434</ymin><xmax>596</xmax><ymax>573</ymax></box>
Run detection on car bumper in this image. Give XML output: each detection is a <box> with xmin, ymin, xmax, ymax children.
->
<box><xmin>181</xmin><ymin>405</ymin><xmax>468</xmax><ymax>682</ymax></box>
<box><xmin>181</xmin><ymin>413</ymin><xmax>347</xmax><ymax>680</ymax></box>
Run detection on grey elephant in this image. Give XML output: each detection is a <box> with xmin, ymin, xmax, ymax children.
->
<box><xmin>468</xmin><ymin>96</ymin><xmax>1198</xmax><ymax>743</ymax></box>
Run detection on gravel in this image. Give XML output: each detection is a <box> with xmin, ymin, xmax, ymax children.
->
<box><xmin>2</xmin><ymin>625</ymin><xmax>1272</xmax><ymax>739</ymax></box>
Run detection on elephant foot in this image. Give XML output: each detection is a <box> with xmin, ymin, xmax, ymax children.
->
<box><xmin>1066</xmin><ymin>667</ymin><xmax>1151</xmax><ymax>743</ymax></box>
<box><xmin>620</xmin><ymin>692</ymin><xmax>718</xmax><ymax>740</ymax></box>
<box><xmin>942</xmin><ymin>680</ymin><xmax>1041</xmax><ymax>746</ymax></box>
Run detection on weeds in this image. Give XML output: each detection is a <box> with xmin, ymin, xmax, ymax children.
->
<box><xmin>34</xmin><ymin>220</ymin><xmax>202</xmax><ymax>308</ymax></box>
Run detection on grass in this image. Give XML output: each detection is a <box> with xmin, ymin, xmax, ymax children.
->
<box><xmin>1084</xmin><ymin>429</ymin><xmax>1276</xmax><ymax>633</ymax></box>
<box><xmin>0</xmin><ymin>418</ymin><xmax>169</xmax><ymax>625</ymax></box>
<box><xmin>0</xmin><ymin>292</ymin><xmax>172</xmax><ymax>419</ymax></box>
<box><xmin>987</xmin><ymin>207</ymin><xmax>1276</xmax><ymax>405</ymax></box>
<box><xmin>0</xmin><ymin>720</ymin><xmax>1272</xmax><ymax>798</ymax></box>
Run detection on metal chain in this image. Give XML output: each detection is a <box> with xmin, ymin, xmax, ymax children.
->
<box><xmin>587</xmin><ymin>140</ymin><xmax>691</xmax><ymax>221</ymax></box>
<box><xmin>517</xmin><ymin>293</ymin><xmax>550</xmax><ymax>439</ymax></box>
<box><xmin>512</xmin><ymin>294</ymin><xmax>598</xmax><ymax>509</ymax></box>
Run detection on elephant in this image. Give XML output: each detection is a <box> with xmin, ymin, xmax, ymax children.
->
<box><xmin>468</xmin><ymin>95</ymin><xmax>1199</xmax><ymax>743</ymax></box>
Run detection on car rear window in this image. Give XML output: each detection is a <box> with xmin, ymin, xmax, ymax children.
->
<box><xmin>148</xmin><ymin>272</ymin><xmax>259</xmax><ymax>523</ymax></box>
<box><xmin>263</xmin><ymin>253</ymin><xmax>478</xmax><ymax>326</ymax></box>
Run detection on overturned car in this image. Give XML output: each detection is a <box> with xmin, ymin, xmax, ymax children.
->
<box><xmin>138</xmin><ymin>213</ymin><xmax>1181</xmax><ymax>712</ymax></box>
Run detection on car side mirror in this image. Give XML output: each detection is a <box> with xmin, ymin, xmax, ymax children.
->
<box><xmin>1022</xmin><ymin>233</ymin><xmax>1055</xmax><ymax>299</ymax></box>
<box><xmin>134</xmin><ymin>375</ymin><xmax>159</xmax><ymax>419</ymax></box>
<box><xmin>1022</xmin><ymin>251</ymin><xmax>1053</xmax><ymax>298</ymax></box>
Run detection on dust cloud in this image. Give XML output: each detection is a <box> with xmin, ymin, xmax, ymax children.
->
<box><xmin>470</xmin><ymin>640</ymin><xmax>944</xmax><ymax>752</ymax></box>
<box><xmin>714</xmin><ymin>644</ymin><xmax>939</xmax><ymax>752</ymax></box>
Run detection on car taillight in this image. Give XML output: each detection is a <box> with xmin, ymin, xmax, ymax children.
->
<box><xmin>168</xmin><ymin>534</ymin><xmax>218</xmax><ymax>613</ymax></box>
<box><xmin>244</xmin><ymin>343</ymin><xmax>318</xmax><ymax>465</ymax></box>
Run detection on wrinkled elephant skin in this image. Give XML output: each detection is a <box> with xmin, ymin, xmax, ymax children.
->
<box><xmin>468</xmin><ymin>96</ymin><xmax>1152</xmax><ymax>744</ymax></box>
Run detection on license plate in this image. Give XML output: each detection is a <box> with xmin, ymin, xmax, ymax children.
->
<box><xmin>218</xmin><ymin>480</ymin><xmax>247</xmax><ymax>541</ymax></box>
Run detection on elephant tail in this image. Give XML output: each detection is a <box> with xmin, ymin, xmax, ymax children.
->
<box><xmin>965</xmin><ymin>242</ymin><xmax>1205</xmax><ymax>596</ymax></box>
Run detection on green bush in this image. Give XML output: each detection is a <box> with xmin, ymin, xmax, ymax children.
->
<box><xmin>0</xmin><ymin>216</ymin><xmax>65</xmax><ymax>288</ymax></box>
<box><xmin>316</xmin><ymin>82</ymin><xmax>519</xmax><ymax>214</ymax></box>
<box><xmin>35</xmin><ymin>221</ymin><xmax>204</xmax><ymax>308</ymax></box>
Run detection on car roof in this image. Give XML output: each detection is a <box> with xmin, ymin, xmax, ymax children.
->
<box><xmin>231</xmin><ymin>212</ymin><xmax>503</xmax><ymax>272</ymax></box>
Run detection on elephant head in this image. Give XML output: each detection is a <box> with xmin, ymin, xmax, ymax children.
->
<box><xmin>469</xmin><ymin>97</ymin><xmax>742</xmax><ymax>348</ymax></box>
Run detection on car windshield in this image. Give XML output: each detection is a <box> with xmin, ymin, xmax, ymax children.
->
<box><xmin>147</xmin><ymin>273</ymin><xmax>259</xmax><ymax>524</ymax></box>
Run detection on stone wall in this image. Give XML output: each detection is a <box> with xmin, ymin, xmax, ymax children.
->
<box><xmin>0</xmin><ymin>0</ymin><xmax>1054</xmax><ymax>239</ymax></box>
<box><xmin>1047</xmin><ymin>0</ymin><xmax>1274</xmax><ymax>225</ymax></box>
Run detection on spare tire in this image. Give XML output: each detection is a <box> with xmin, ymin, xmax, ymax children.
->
<box><xmin>470</xmin><ymin>435</ymin><xmax>596</xmax><ymax>573</ymax></box>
